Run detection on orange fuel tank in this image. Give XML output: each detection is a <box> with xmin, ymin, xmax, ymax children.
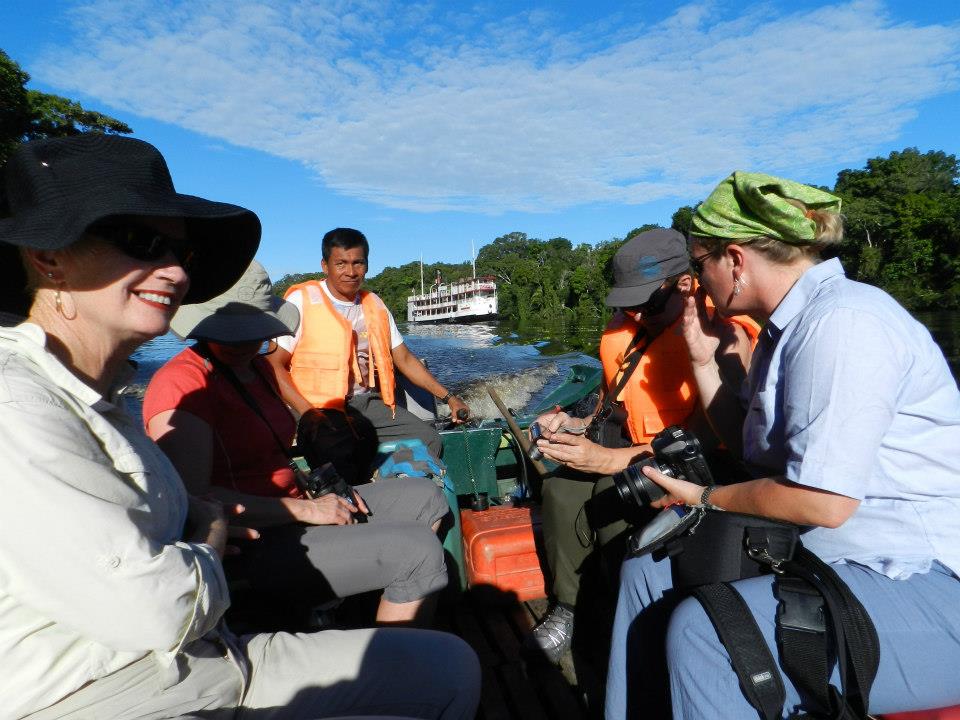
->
<box><xmin>459</xmin><ymin>505</ymin><xmax>547</xmax><ymax>601</ymax></box>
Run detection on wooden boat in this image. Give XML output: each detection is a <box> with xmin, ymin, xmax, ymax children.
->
<box><xmin>406</xmin><ymin>365</ymin><xmax>603</xmax><ymax>719</ymax></box>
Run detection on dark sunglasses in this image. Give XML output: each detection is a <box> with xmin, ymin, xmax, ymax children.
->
<box><xmin>216</xmin><ymin>339</ymin><xmax>278</xmax><ymax>355</ymax></box>
<box><xmin>622</xmin><ymin>277</ymin><xmax>680</xmax><ymax>316</ymax></box>
<box><xmin>197</xmin><ymin>338</ymin><xmax>278</xmax><ymax>356</ymax></box>
<box><xmin>690</xmin><ymin>249</ymin><xmax>721</xmax><ymax>275</ymax></box>
<box><xmin>87</xmin><ymin>222</ymin><xmax>196</xmax><ymax>272</ymax></box>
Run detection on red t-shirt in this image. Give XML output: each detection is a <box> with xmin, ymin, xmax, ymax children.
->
<box><xmin>143</xmin><ymin>347</ymin><xmax>299</xmax><ymax>498</ymax></box>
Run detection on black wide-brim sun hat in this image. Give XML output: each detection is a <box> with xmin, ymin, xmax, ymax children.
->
<box><xmin>0</xmin><ymin>134</ymin><xmax>261</xmax><ymax>317</ymax></box>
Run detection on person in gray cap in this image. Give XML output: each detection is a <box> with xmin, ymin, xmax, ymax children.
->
<box><xmin>523</xmin><ymin>228</ymin><xmax>757</xmax><ymax>665</ymax></box>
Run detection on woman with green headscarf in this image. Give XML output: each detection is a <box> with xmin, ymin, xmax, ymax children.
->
<box><xmin>606</xmin><ymin>171</ymin><xmax>960</xmax><ymax>719</ymax></box>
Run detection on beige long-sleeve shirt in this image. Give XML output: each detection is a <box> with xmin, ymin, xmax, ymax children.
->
<box><xmin>0</xmin><ymin>324</ymin><xmax>231</xmax><ymax>718</ymax></box>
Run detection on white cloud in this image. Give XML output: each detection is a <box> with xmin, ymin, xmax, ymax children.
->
<box><xmin>35</xmin><ymin>0</ymin><xmax>960</xmax><ymax>212</ymax></box>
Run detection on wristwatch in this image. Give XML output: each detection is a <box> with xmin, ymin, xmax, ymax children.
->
<box><xmin>440</xmin><ymin>392</ymin><xmax>453</xmax><ymax>404</ymax></box>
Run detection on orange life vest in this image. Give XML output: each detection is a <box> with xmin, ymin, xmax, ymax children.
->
<box><xmin>283</xmin><ymin>281</ymin><xmax>396</xmax><ymax>413</ymax></box>
<box><xmin>599</xmin><ymin>311</ymin><xmax>760</xmax><ymax>445</ymax></box>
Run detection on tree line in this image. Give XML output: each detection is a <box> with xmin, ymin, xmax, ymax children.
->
<box><xmin>1</xmin><ymin>50</ymin><xmax>131</xmax><ymax>212</ymax></box>
<box><xmin>322</xmin><ymin>146</ymin><xmax>960</xmax><ymax>324</ymax></box>
<box><xmin>2</xmin><ymin>48</ymin><xmax>958</xmax><ymax>321</ymax></box>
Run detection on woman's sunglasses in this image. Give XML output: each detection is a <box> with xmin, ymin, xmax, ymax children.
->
<box><xmin>622</xmin><ymin>278</ymin><xmax>680</xmax><ymax>316</ymax></box>
<box><xmin>690</xmin><ymin>249</ymin><xmax>721</xmax><ymax>276</ymax></box>
<box><xmin>196</xmin><ymin>338</ymin><xmax>279</xmax><ymax>357</ymax></box>
<box><xmin>87</xmin><ymin>222</ymin><xmax>196</xmax><ymax>272</ymax></box>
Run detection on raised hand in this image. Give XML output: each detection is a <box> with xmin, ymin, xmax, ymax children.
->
<box><xmin>682</xmin><ymin>287</ymin><xmax>721</xmax><ymax>368</ymax></box>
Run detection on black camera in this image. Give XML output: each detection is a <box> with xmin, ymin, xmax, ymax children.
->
<box><xmin>301</xmin><ymin>462</ymin><xmax>368</xmax><ymax>523</ymax></box>
<box><xmin>612</xmin><ymin>426</ymin><xmax>715</xmax><ymax>509</ymax></box>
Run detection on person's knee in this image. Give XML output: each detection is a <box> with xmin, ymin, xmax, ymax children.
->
<box><xmin>383</xmin><ymin>528</ymin><xmax>448</xmax><ymax>602</ymax></box>
<box><xmin>377</xmin><ymin>629</ymin><xmax>481</xmax><ymax>715</ymax></box>
<box><xmin>428</xmin><ymin>630</ymin><xmax>481</xmax><ymax>683</ymax></box>
<box><xmin>666</xmin><ymin>596</ymin><xmax>721</xmax><ymax>673</ymax></box>
<box><xmin>423</xmin><ymin>631</ymin><xmax>481</xmax><ymax>717</ymax></box>
<box><xmin>424</xmin><ymin>425</ymin><xmax>442</xmax><ymax>456</ymax></box>
<box><xmin>409</xmin><ymin>477</ymin><xmax>450</xmax><ymax>525</ymax></box>
<box><xmin>542</xmin><ymin>475</ymin><xmax>568</xmax><ymax>508</ymax></box>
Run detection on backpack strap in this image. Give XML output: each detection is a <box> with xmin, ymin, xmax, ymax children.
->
<box><xmin>776</xmin><ymin>548</ymin><xmax>880</xmax><ymax>719</ymax></box>
<box><xmin>694</xmin><ymin>582</ymin><xmax>786</xmax><ymax>720</ymax></box>
<box><xmin>590</xmin><ymin>326</ymin><xmax>650</xmax><ymax>428</ymax></box>
<box><xmin>689</xmin><ymin>525</ymin><xmax>880</xmax><ymax>719</ymax></box>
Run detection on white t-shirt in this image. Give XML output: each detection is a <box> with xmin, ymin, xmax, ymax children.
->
<box><xmin>278</xmin><ymin>281</ymin><xmax>403</xmax><ymax>395</ymax></box>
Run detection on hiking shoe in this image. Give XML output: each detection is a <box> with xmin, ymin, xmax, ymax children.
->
<box><xmin>525</xmin><ymin>604</ymin><xmax>575</xmax><ymax>663</ymax></box>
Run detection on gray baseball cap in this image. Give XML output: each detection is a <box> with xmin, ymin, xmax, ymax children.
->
<box><xmin>604</xmin><ymin>228</ymin><xmax>690</xmax><ymax>308</ymax></box>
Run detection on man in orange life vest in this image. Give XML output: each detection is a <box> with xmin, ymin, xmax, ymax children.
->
<box><xmin>267</xmin><ymin>227</ymin><xmax>470</xmax><ymax>484</ymax></box>
<box><xmin>524</xmin><ymin>228</ymin><xmax>756</xmax><ymax>663</ymax></box>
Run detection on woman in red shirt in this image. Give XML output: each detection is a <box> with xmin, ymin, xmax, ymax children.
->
<box><xmin>145</xmin><ymin>260</ymin><xmax>450</xmax><ymax>627</ymax></box>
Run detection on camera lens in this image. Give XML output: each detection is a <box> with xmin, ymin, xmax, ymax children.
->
<box><xmin>612</xmin><ymin>457</ymin><xmax>674</xmax><ymax>509</ymax></box>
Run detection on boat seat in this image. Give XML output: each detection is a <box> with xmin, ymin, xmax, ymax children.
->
<box><xmin>882</xmin><ymin>706</ymin><xmax>960</xmax><ymax>719</ymax></box>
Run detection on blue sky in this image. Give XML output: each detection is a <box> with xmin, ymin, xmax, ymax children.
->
<box><xmin>3</xmin><ymin>0</ymin><xmax>960</xmax><ymax>279</ymax></box>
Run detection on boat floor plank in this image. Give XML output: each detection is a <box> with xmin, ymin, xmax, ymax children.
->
<box><xmin>440</xmin><ymin>589</ymin><xmax>593</xmax><ymax>720</ymax></box>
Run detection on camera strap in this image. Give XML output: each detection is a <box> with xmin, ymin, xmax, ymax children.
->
<box><xmin>694</xmin><ymin>582</ymin><xmax>786</xmax><ymax>720</ymax></box>
<box><xmin>589</xmin><ymin>326</ymin><xmax>651</xmax><ymax>438</ymax></box>
<box><xmin>195</xmin><ymin>343</ymin><xmax>297</xmax><ymax>463</ymax></box>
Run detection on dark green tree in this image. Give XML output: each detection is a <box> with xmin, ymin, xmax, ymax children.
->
<box><xmin>671</xmin><ymin>206</ymin><xmax>695</xmax><ymax>235</ymax></box>
<box><xmin>1</xmin><ymin>49</ymin><xmax>132</xmax><ymax>210</ymax></box>
<box><xmin>833</xmin><ymin>148</ymin><xmax>960</xmax><ymax>308</ymax></box>
<box><xmin>0</xmin><ymin>50</ymin><xmax>33</xmax><ymax>168</ymax></box>
<box><xmin>625</xmin><ymin>223</ymin><xmax>661</xmax><ymax>241</ymax></box>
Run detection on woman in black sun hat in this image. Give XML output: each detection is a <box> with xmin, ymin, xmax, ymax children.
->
<box><xmin>0</xmin><ymin>134</ymin><xmax>479</xmax><ymax>719</ymax></box>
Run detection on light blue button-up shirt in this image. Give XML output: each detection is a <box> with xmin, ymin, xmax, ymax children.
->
<box><xmin>742</xmin><ymin>258</ymin><xmax>960</xmax><ymax>579</ymax></box>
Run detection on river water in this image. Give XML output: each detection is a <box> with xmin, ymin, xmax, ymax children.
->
<box><xmin>126</xmin><ymin>311</ymin><xmax>960</xmax><ymax>421</ymax></box>
<box><xmin>126</xmin><ymin>320</ymin><xmax>602</xmax><ymax>422</ymax></box>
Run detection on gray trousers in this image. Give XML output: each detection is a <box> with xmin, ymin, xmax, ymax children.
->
<box><xmin>26</xmin><ymin>628</ymin><xmax>480</xmax><ymax>720</ymax></box>
<box><xmin>349</xmin><ymin>393</ymin><xmax>443</xmax><ymax>457</ymax></box>
<box><xmin>227</xmin><ymin>477</ymin><xmax>450</xmax><ymax>605</ymax></box>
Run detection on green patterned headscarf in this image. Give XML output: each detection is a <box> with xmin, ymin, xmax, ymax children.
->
<box><xmin>691</xmin><ymin>171</ymin><xmax>841</xmax><ymax>245</ymax></box>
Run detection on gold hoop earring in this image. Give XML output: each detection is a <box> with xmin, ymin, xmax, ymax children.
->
<box><xmin>55</xmin><ymin>288</ymin><xmax>78</xmax><ymax>320</ymax></box>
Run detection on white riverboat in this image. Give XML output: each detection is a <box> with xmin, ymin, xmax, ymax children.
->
<box><xmin>407</xmin><ymin>269</ymin><xmax>498</xmax><ymax>323</ymax></box>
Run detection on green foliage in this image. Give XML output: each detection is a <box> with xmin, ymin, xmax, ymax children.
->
<box><xmin>624</xmin><ymin>223</ymin><xmax>661</xmax><ymax>241</ymax></box>
<box><xmin>0</xmin><ymin>50</ymin><xmax>32</xmax><ymax>169</ymax></box>
<box><xmin>834</xmin><ymin>148</ymin><xmax>960</xmax><ymax>309</ymax></box>
<box><xmin>365</xmin><ymin>260</ymin><xmax>472</xmax><ymax>318</ymax></box>
<box><xmin>671</xmin><ymin>206</ymin><xmax>695</xmax><ymax>235</ymax></box>
<box><xmin>0</xmin><ymin>50</ymin><xmax>133</xmax><ymax>217</ymax></box>
<box><xmin>26</xmin><ymin>90</ymin><xmax>132</xmax><ymax>139</ymax></box>
<box><xmin>1</xmin><ymin>50</ymin><xmax>132</xmax><ymax>159</ymax></box>
<box><xmin>1</xmin><ymin>49</ymin><xmax>132</xmax><ymax>211</ymax></box>
<box><xmin>272</xmin><ymin>272</ymin><xmax>324</xmax><ymax>299</ymax></box>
